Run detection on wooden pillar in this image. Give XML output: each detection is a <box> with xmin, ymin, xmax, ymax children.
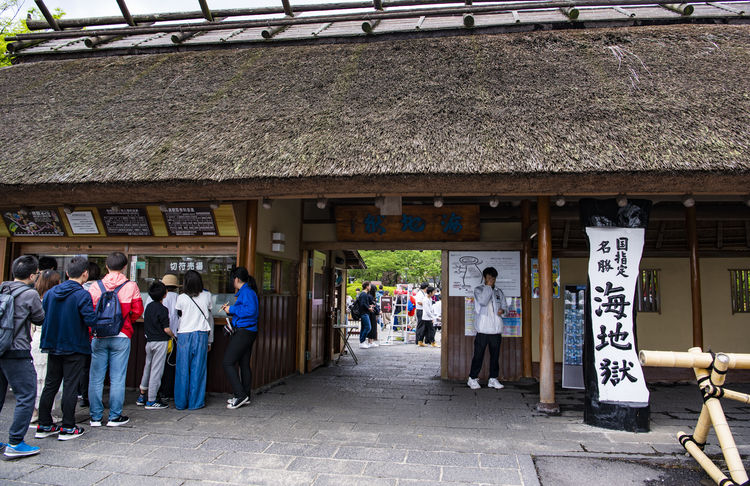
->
<box><xmin>0</xmin><ymin>237</ymin><xmax>8</xmax><ymax>281</ymax></box>
<box><xmin>521</xmin><ymin>200</ymin><xmax>533</xmax><ymax>378</ymax></box>
<box><xmin>297</xmin><ymin>250</ymin><xmax>310</xmax><ymax>374</ymax></box>
<box><xmin>233</xmin><ymin>200</ymin><xmax>258</xmax><ymax>275</ymax></box>
<box><xmin>537</xmin><ymin>196</ymin><xmax>559</xmax><ymax>413</ymax></box>
<box><xmin>686</xmin><ymin>205</ymin><xmax>703</xmax><ymax>349</ymax></box>
<box><xmin>441</xmin><ymin>249</ymin><xmax>450</xmax><ymax>379</ymax></box>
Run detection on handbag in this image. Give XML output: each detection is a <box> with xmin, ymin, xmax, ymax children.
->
<box><xmin>223</xmin><ymin>317</ymin><xmax>235</xmax><ymax>336</ymax></box>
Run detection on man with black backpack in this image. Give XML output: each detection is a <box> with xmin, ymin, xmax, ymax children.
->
<box><xmin>87</xmin><ymin>252</ymin><xmax>144</xmax><ymax>427</ymax></box>
<box><xmin>0</xmin><ymin>255</ymin><xmax>45</xmax><ymax>458</ymax></box>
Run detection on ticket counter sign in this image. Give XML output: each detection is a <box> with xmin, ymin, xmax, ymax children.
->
<box><xmin>335</xmin><ymin>205</ymin><xmax>479</xmax><ymax>242</ymax></box>
<box><xmin>162</xmin><ymin>207</ymin><xmax>217</xmax><ymax>236</ymax></box>
<box><xmin>99</xmin><ymin>208</ymin><xmax>152</xmax><ymax>236</ymax></box>
<box><xmin>2</xmin><ymin>208</ymin><xmax>65</xmax><ymax>236</ymax></box>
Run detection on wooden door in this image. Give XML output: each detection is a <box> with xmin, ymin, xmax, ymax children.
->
<box><xmin>306</xmin><ymin>251</ymin><xmax>327</xmax><ymax>371</ymax></box>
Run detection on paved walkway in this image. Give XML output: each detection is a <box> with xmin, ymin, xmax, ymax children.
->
<box><xmin>1</xmin><ymin>336</ymin><xmax>748</xmax><ymax>485</ymax></box>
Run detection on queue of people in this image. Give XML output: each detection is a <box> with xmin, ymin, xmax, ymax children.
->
<box><xmin>0</xmin><ymin>253</ymin><xmax>260</xmax><ymax>459</ymax></box>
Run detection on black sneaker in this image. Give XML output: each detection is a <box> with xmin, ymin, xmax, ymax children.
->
<box><xmin>34</xmin><ymin>424</ymin><xmax>61</xmax><ymax>439</ymax></box>
<box><xmin>226</xmin><ymin>395</ymin><xmax>250</xmax><ymax>410</ymax></box>
<box><xmin>106</xmin><ymin>415</ymin><xmax>130</xmax><ymax>427</ymax></box>
<box><xmin>79</xmin><ymin>398</ymin><xmax>89</xmax><ymax>408</ymax></box>
<box><xmin>145</xmin><ymin>400</ymin><xmax>169</xmax><ymax>410</ymax></box>
<box><xmin>58</xmin><ymin>426</ymin><xmax>85</xmax><ymax>441</ymax></box>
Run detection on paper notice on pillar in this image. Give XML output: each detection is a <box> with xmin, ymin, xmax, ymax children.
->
<box><xmin>464</xmin><ymin>298</ymin><xmax>476</xmax><ymax>336</ymax></box>
<box><xmin>586</xmin><ymin>227</ymin><xmax>649</xmax><ymax>407</ymax></box>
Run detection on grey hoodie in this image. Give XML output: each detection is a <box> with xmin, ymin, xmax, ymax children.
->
<box><xmin>0</xmin><ymin>281</ymin><xmax>45</xmax><ymax>358</ymax></box>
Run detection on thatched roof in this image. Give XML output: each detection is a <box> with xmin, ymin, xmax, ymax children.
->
<box><xmin>1</xmin><ymin>23</ymin><xmax>749</xmax><ymax>204</ymax></box>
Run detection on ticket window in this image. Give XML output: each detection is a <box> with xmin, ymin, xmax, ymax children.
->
<box><xmin>31</xmin><ymin>254</ymin><xmax>108</xmax><ymax>283</ymax></box>
<box><xmin>131</xmin><ymin>255</ymin><xmax>236</xmax><ymax>317</ymax></box>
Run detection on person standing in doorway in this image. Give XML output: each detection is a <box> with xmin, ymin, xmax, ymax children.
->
<box><xmin>174</xmin><ymin>270</ymin><xmax>213</xmax><ymax>410</ymax></box>
<box><xmin>415</xmin><ymin>283</ymin><xmax>429</xmax><ymax>346</ymax></box>
<box><xmin>88</xmin><ymin>252</ymin><xmax>144</xmax><ymax>427</ymax></box>
<box><xmin>467</xmin><ymin>267</ymin><xmax>507</xmax><ymax>390</ymax></box>
<box><xmin>419</xmin><ymin>286</ymin><xmax>438</xmax><ymax>347</ymax></box>
<box><xmin>366</xmin><ymin>285</ymin><xmax>379</xmax><ymax>348</ymax></box>
<box><xmin>36</xmin><ymin>256</ymin><xmax>97</xmax><ymax>441</ymax></box>
<box><xmin>221</xmin><ymin>267</ymin><xmax>259</xmax><ymax>410</ymax></box>
<box><xmin>357</xmin><ymin>282</ymin><xmax>373</xmax><ymax>349</ymax></box>
<box><xmin>0</xmin><ymin>256</ymin><xmax>45</xmax><ymax>458</ymax></box>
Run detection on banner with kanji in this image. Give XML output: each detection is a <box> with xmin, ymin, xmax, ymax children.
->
<box><xmin>586</xmin><ymin>227</ymin><xmax>649</xmax><ymax>406</ymax></box>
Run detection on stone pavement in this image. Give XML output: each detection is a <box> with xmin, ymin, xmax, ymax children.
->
<box><xmin>1</xmin><ymin>334</ymin><xmax>749</xmax><ymax>485</ymax></box>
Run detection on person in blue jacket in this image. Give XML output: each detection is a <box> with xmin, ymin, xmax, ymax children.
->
<box><xmin>36</xmin><ymin>256</ymin><xmax>98</xmax><ymax>441</ymax></box>
<box><xmin>221</xmin><ymin>267</ymin><xmax>259</xmax><ymax>410</ymax></box>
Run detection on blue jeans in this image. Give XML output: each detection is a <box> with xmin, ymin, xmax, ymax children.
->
<box><xmin>0</xmin><ymin>358</ymin><xmax>36</xmax><ymax>444</ymax></box>
<box><xmin>175</xmin><ymin>331</ymin><xmax>208</xmax><ymax>410</ymax></box>
<box><xmin>89</xmin><ymin>337</ymin><xmax>131</xmax><ymax>421</ymax></box>
<box><xmin>359</xmin><ymin>314</ymin><xmax>371</xmax><ymax>343</ymax></box>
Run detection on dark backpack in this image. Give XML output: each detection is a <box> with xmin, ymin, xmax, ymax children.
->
<box><xmin>349</xmin><ymin>298</ymin><xmax>362</xmax><ymax>321</ymax></box>
<box><xmin>91</xmin><ymin>280</ymin><xmax>129</xmax><ymax>337</ymax></box>
<box><xmin>0</xmin><ymin>285</ymin><xmax>32</xmax><ymax>355</ymax></box>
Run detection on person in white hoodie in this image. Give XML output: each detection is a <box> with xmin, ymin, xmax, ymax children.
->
<box><xmin>467</xmin><ymin>267</ymin><xmax>508</xmax><ymax>390</ymax></box>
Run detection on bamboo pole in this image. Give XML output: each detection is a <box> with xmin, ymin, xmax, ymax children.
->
<box><xmin>706</xmin><ymin>354</ymin><xmax>748</xmax><ymax>484</ymax></box>
<box><xmin>362</xmin><ymin>19</ymin><xmax>381</xmax><ymax>34</ymax></box>
<box><xmin>690</xmin><ymin>347</ymin><xmax>717</xmax><ymax>448</ymax></box>
<box><xmin>537</xmin><ymin>196</ymin><xmax>558</xmax><ymax>413</ymax></box>
<box><xmin>14</xmin><ymin>0</ymin><xmax>741</xmax><ymax>40</ymax></box>
<box><xmin>521</xmin><ymin>200</ymin><xmax>533</xmax><ymax>378</ymax></box>
<box><xmin>282</xmin><ymin>0</ymin><xmax>295</xmax><ymax>17</ymax></box>
<box><xmin>639</xmin><ymin>350</ymin><xmax>750</xmax><ymax>370</ymax></box>
<box><xmin>560</xmin><ymin>6</ymin><xmax>580</xmax><ymax>19</ymax></box>
<box><xmin>677</xmin><ymin>431</ymin><xmax>734</xmax><ymax>486</ymax></box>
<box><xmin>463</xmin><ymin>13</ymin><xmax>475</xmax><ymax>27</ymax></box>
<box><xmin>33</xmin><ymin>0</ymin><xmax>61</xmax><ymax>31</ymax></box>
<box><xmin>707</xmin><ymin>2</ymin><xmax>746</xmax><ymax>14</ymax></box>
<box><xmin>703</xmin><ymin>386</ymin><xmax>750</xmax><ymax>404</ymax></box>
<box><xmin>116</xmin><ymin>0</ymin><xmax>136</xmax><ymax>26</ymax></box>
<box><xmin>662</xmin><ymin>3</ymin><xmax>695</xmax><ymax>15</ymax></box>
<box><xmin>262</xmin><ymin>24</ymin><xmax>290</xmax><ymax>39</ymax></box>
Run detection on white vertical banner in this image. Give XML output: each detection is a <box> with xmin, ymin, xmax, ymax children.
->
<box><xmin>586</xmin><ymin>227</ymin><xmax>649</xmax><ymax>406</ymax></box>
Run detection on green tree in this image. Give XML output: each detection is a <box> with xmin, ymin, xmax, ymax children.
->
<box><xmin>1</xmin><ymin>3</ymin><xmax>64</xmax><ymax>66</ymax></box>
<box><xmin>350</xmin><ymin>250</ymin><xmax>442</xmax><ymax>287</ymax></box>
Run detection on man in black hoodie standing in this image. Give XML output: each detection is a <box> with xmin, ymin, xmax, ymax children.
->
<box><xmin>0</xmin><ymin>255</ymin><xmax>45</xmax><ymax>457</ymax></box>
<box><xmin>35</xmin><ymin>257</ymin><xmax>97</xmax><ymax>441</ymax></box>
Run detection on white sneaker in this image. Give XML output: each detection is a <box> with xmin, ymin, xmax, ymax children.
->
<box><xmin>359</xmin><ymin>342</ymin><xmax>370</xmax><ymax>349</ymax></box>
<box><xmin>467</xmin><ymin>377</ymin><xmax>481</xmax><ymax>390</ymax></box>
<box><xmin>488</xmin><ymin>378</ymin><xmax>505</xmax><ymax>390</ymax></box>
<box><xmin>369</xmin><ymin>342</ymin><xmax>379</xmax><ymax>347</ymax></box>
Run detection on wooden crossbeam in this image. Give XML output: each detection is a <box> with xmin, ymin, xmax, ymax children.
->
<box><xmin>116</xmin><ymin>0</ymin><xmax>135</xmax><ymax>26</ymax></box>
<box><xmin>281</xmin><ymin>0</ymin><xmax>294</xmax><ymax>17</ymax></box>
<box><xmin>33</xmin><ymin>0</ymin><xmax>61</xmax><ymax>30</ymax></box>
<box><xmin>198</xmin><ymin>0</ymin><xmax>214</xmax><ymax>21</ymax></box>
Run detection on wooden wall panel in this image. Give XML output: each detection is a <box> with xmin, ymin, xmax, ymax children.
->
<box><xmin>446</xmin><ymin>296</ymin><xmax>523</xmax><ymax>381</ymax></box>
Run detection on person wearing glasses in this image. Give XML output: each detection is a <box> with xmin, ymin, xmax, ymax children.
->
<box><xmin>0</xmin><ymin>256</ymin><xmax>45</xmax><ymax>458</ymax></box>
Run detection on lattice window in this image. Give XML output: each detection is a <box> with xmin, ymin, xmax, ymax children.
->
<box><xmin>636</xmin><ymin>269</ymin><xmax>660</xmax><ymax>313</ymax></box>
<box><xmin>729</xmin><ymin>269</ymin><xmax>750</xmax><ymax>314</ymax></box>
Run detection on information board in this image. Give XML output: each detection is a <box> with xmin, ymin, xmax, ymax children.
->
<box><xmin>449</xmin><ymin>251</ymin><xmax>520</xmax><ymax>297</ymax></box>
<box><xmin>98</xmin><ymin>208</ymin><xmax>152</xmax><ymax>236</ymax></box>
<box><xmin>65</xmin><ymin>210</ymin><xmax>100</xmax><ymax>235</ymax></box>
<box><xmin>2</xmin><ymin>208</ymin><xmax>65</xmax><ymax>236</ymax></box>
<box><xmin>162</xmin><ymin>207</ymin><xmax>217</xmax><ymax>236</ymax></box>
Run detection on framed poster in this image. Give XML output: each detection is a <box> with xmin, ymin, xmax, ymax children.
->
<box><xmin>162</xmin><ymin>207</ymin><xmax>218</xmax><ymax>236</ymax></box>
<box><xmin>531</xmin><ymin>258</ymin><xmax>560</xmax><ymax>299</ymax></box>
<box><xmin>65</xmin><ymin>210</ymin><xmax>99</xmax><ymax>235</ymax></box>
<box><xmin>2</xmin><ymin>208</ymin><xmax>65</xmax><ymax>236</ymax></box>
<box><xmin>563</xmin><ymin>285</ymin><xmax>586</xmax><ymax>390</ymax></box>
<box><xmin>98</xmin><ymin>208</ymin><xmax>152</xmax><ymax>236</ymax></box>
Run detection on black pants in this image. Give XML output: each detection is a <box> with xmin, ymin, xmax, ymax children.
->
<box><xmin>222</xmin><ymin>329</ymin><xmax>257</xmax><ymax>399</ymax></box>
<box><xmin>39</xmin><ymin>353</ymin><xmax>86</xmax><ymax>429</ymax></box>
<box><xmin>469</xmin><ymin>333</ymin><xmax>502</xmax><ymax>380</ymax></box>
<box><xmin>367</xmin><ymin>313</ymin><xmax>378</xmax><ymax>340</ymax></box>
<box><xmin>415</xmin><ymin>310</ymin><xmax>423</xmax><ymax>344</ymax></box>
<box><xmin>78</xmin><ymin>354</ymin><xmax>91</xmax><ymax>400</ymax></box>
<box><xmin>420</xmin><ymin>319</ymin><xmax>436</xmax><ymax>344</ymax></box>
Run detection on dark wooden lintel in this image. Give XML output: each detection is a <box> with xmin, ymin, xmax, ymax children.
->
<box><xmin>717</xmin><ymin>221</ymin><xmax>724</xmax><ymax>249</ymax></box>
<box><xmin>655</xmin><ymin>221</ymin><xmax>666</xmax><ymax>249</ymax></box>
<box><xmin>562</xmin><ymin>220</ymin><xmax>570</xmax><ymax>249</ymax></box>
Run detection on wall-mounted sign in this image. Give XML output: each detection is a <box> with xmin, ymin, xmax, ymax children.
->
<box><xmin>98</xmin><ymin>208</ymin><xmax>152</xmax><ymax>236</ymax></box>
<box><xmin>563</xmin><ymin>285</ymin><xmax>586</xmax><ymax>390</ymax></box>
<box><xmin>335</xmin><ymin>205</ymin><xmax>479</xmax><ymax>242</ymax></box>
<box><xmin>2</xmin><ymin>208</ymin><xmax>65</xmax><ymax>236</ymax></box>
<box><xmin>65</xmin><ymin>210</ymin><xmax>99</xmax><ymax>235</ymax></box>
<box><xmin>586</xmin><ymin>226</ymin><xmax>648</xmax><ymax>406</ymax></box>
<box><xmin>162</xmin><ymin>207</ymin><xmax>217</xmax><ymax>236</ymax></box>
<box><xmin>449</xmin><ymin>251</ymin><xmax>520</xmax><ymax>297</ymax></box>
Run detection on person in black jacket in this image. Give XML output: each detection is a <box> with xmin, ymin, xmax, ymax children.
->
<box><xmin>357</xmin><ymin>282</ymin><xmax>374</xmax><ymax>349</ymax></box>
<box><xmin>366</xmin><ymin>285</ymin><xmax>379</xmax><ymax>348</ymax></box>
<box><xmin>137</xmin><ymin>282</ymin><xmax>175</xmax><ymax>410</ymax></box>
<box><xmin>36</xmin><ymin>256</ymin><xmax>98</xmax><ymax>441</ymax></box>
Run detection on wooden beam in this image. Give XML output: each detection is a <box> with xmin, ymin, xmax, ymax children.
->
<box><xmin>562</xmin><ymin>220</ymin><xmax>570</xmax><ymax>249</ymax></box>
<box><xmin>373</xmin><ymin>0</ymin><xmax>384</xmax><ymax>10</ymax></box>
<box><xmin>415</xmin><ymin>15</ymin><xmax>426</xmax><ymax>28</ymax></box>
<box><xmin>521</xmin><ymin>200</ymin><xmax>533</xmax><ymax>378</ymax></box>
<box><xmin>717</xmin><ymin>221</ymin><xmax>724</xmax><ymax>249</ymax></box>
<box><xmin>262</xmin><ymin>24</ymin><xmax>290</xmax><ymax>39</ymax></box>
<box><xmin>613</xmin><ymin>5</ymin><xmax>636</xmax><ymax>16</ymax></box>
<box><xmin>233</xmin><ymin>200</ymin><xmax>258</xmax><ymax>275</ymax></box>
<box><xmin>686</xmin><ymin>205</ymin><xmax>703</xmax><ymax>349</ymax></box>
<box><xmin>0</xmin><ymin>238</ymin><xmax>8</xmax><ymax>281</ymax></box>
<box><xmin>655</xmin><ymin>221</ymin><xmax>666</xmax><ymax>249</ymax></box>
<box><xmin>302</xmin><ymin>241</ymin><xmax>522</xmax><ymax>251</ymax></box>
<box><xmin>297</xmin><ymin>250</ymin><xmax>310</xmax><ymax>374</ymax></box>
<box><xmin>537</xmin><ymin>196</ymin><xmax>559</xmax><ymax>413</ymax></box>
<box><xmin>559</xmin><ymin>6</ymin><xmax>580</xmax><ymax>19</ymax></box>
<box><xmin>281</xmin><ymin>0</ymin><xmax>295</xmax><ymax>16</ymax></box>
<box><xmin>707</xmin><ymin>2</ymin><xmax>746</xmax><ymax>14</ymax></box>
<box><xmin>746</xmin><ymin>221</ymin><xmax>750</xmax><ymax>248</ymax></box>
<box><xmin>116</xmin><ymin>0</ymin><xmax>136</xmax><ymax>26</ymax></box>
<box><xmin>171</xmin><ymin>17</ymin><xmax>225</xmax><ymax>43</ymax></box>
<box><xmin>362</xmin><ymin>18</ymin><xmax>381</xmax><ymax>34</ymax></box>
<box><xmin>441</xmin><ymin>249</ymin><xmax>449</xmax><ymax>379</ymax></box>
<box><xmin>198</xmin><ymin>0</ymin><xmax>214</xmax><ymax>21</ymax></box>
<box><xmin>661</xmin><ymin>3</ymin><xmax>694</xmax><ymax>15</ymax></box>
<box><xmin>33</xmin><ymin>0</ymin><xmax>61</xmax><ymax>30</ymax></box>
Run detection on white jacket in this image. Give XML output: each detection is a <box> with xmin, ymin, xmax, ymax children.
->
<box><xmin>422</xmin><ymin>297</ymin><xmax>436</xmax><ymax>321</ymax></box>
<box><xmin>473</xmin><ymin>284</ymin><xmax>508</xmax><ymax>335</ymax></box>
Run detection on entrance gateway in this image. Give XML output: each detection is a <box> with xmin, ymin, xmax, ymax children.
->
<box><xmin>0</xmin><ymin>2</ymin><xmax>749</xmax><ymax>413</ymax></box>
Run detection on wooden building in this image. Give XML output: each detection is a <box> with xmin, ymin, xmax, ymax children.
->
<box><xmin>1</xmin><ymin>1</ymin><xmax>749</xmax><ymax>409</ymax></box>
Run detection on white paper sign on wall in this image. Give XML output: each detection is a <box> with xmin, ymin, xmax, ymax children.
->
<box><xmin>586</xmin><ymin>227</ymin><xmax>649</xmax><ymax>407</ymax></box>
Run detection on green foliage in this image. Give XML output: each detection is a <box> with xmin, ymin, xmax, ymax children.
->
<box><xmin>1</xmin><ymin>4</ymin><xmax>64</xmax><ymax>66</ymax></box>
<box><xmin>349</xmin><ymin>250</ymin><xmax>441</xmax><ymax>287</ymax></box>
<box><xmin>346</xmin><ymin>281</ymin><xmax>397</xmax><ymax>300</ymax></box>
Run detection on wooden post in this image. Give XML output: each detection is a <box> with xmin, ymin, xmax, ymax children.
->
<box><xmin>537</xmin><ymin>196</ymin><xmax>559</xmax><ymax>413</ymax></box>
<box><xmin>0</xmin><ymin>238</ymin><xmax>8</xmax><ymax>281</ymax></box>
<box><xmin>686</xmin><ymin>205</ymin><xmax>703</xmax><ymax>349</ymax></box>
<box><xmin>441</xmin><ymin>249</ymin><xmax>449</xmax><ymax>379</ymax></box>
<box><xmin>297</xmin><ymin>250</ymin><xmax>310</xmax><ymax>374</ymax></box>
<box><xmin>233</xmin><ymin>200</ymin><xmax>258</xmax><ymax>276</ymax></box>
<box><xmin>521</xmin><ymin>200</ymin><xmax>533</xmax><ymax>378</ymax></box>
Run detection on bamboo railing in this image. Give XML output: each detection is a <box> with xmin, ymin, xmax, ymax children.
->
<box><xmin>639</xmin><ymin>348</ymin><xmax>750</xmax><ymax>486</ymax></box>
